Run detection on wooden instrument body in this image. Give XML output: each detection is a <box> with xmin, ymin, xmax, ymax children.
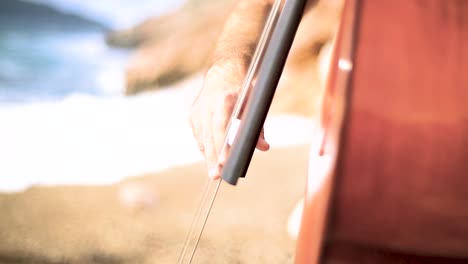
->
<box><xmin>295</xmin><ymin>0</ymin><xmax>468</xmax><ymax>263</ymax></box>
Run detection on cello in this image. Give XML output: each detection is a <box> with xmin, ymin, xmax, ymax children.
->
<box><xmin>180</xmin><ymin>0</ymin><xmax>468</xmax><ymax>263</ymax></box>
<box><xmin>295</xmin><ymin>0</ymin><xmax>468</xmax><ymax>263</ymax></box>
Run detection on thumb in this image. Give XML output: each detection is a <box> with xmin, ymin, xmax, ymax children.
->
<box><xmin>256</xmin><ymin>128</ymin><xmax>270</xmax><ymax>151</ymax></box>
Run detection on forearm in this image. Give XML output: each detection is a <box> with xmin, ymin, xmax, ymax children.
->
<box><xmin>211</xmin><ymin>0</ymin><xmax>274</xmax><ymax>85</ymax></box>
<box><xmin>210</xmin><ymin>0</ymin><xmax>318</xmax><ymax>86</ymax></box>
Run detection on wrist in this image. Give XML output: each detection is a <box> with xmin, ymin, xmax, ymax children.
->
<box><xmin>207</xmin><ymin>60</ymin><xmax>247</xmax><ymax>89</ymax></box>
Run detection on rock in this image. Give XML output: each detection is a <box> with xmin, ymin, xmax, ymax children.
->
<box><xmin>107</xmin><ymin>0</ymin><xmax>236</xmax><ymax>94</ymax></box>
<box><xmin>106</xmin><ymin>0</ymin><xmax>234</xmax><ymax>48</ymax></box>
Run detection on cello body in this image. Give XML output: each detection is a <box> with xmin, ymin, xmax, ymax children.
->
<box><xmin>295</xmin><ymin>0</ymin><xmax>468</xmax><ymax>263</ymax></box>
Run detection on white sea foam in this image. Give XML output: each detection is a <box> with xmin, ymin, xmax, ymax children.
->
<box><xmin>0</xmin><ymin>76</ymin><xmax>314</xmax><ymax>192</ymax></box>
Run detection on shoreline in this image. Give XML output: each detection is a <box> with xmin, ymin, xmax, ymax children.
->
<box><xmin>0</xmin><ymin>74</ymin><xmax>315</xmax><ymax>193</ymax></box>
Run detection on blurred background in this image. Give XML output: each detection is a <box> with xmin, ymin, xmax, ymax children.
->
<box><xmin>0</xmin><ymin>0</ymin><xmax>341</xmax><ymax>263</ymax></box>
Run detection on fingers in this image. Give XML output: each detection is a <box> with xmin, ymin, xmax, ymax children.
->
<box><xmin>256</xmin><ymin>128</ymin><xmax>270</xmax><ymax>151</ymax></box>
<box><xmin>208</xmin><ymin>92</ymin><xmax>237</xmax><ymax>179</ymax></box>
<box><xmin>202</xmin><ymin>128</ymin><xmax>219</xmax><ymax>178</ymax></box>
<box><xmin>189</xmin><ymin>65</ymin><xmax>272</xmax><ymax>179</ymax></box>
<box><xmin>213</xmin><ymin>92</ymin><xmax>237</xmax><ymax>157</ymax></box>
<box><xmin>193</xmin><ymin>108</ymin><xmax>221</xmax><ymax>179</ymax></box>
<box><xmin>191</xmin><ymin>102</ymin><xmax>270</xmax><ymax>180</ymax></box>
<box><xmin>190</xmin><ymin>97</ymin><xmax>226</xmax><ymax>179</ymax></box>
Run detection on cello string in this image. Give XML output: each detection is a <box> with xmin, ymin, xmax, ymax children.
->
<box><xmin>176</xmin><ymin>177</ymin><xmax>214</xmax><ymax>263</ymax></box>
<box><xmin>186</xmin><ymin>178</ymin><xmax>222</xmax><ymax>264</ymax></box>
<box><xmin>176</xmin><ymin>0</ymin><xmax>283</xmax><ymax>263</ymax></box>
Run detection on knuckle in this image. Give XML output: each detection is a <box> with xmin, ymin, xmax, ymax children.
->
<box><xmin>222</xmin><ymin>91</ymin><xmax>238</xmax><ymax>105</ymax></box>
<box><xmin>219</xmin><ymin>91</ymin><xmax>237</xmax><ymax>114</ymax></box>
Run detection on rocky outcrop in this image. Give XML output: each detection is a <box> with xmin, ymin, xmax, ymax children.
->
<box><xmin>106</xmin><ymin>0</ymin><xmax>234</xmax><ymax>48</ymax></box>
<box><xmin>107</xmin><ymin>0</ymin><xmax>236</xmax><ymax>94</ymax></box>
<box><xmin>110</xmin><ymin>0</ymin><xmax>343</xmax><ymax>116</ymax></box>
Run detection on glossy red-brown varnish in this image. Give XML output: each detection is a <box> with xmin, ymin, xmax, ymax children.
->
<box><xmin>324</xmin><ymin>0</ymin><xmax>468</xmax><ymax>261</ymax></box>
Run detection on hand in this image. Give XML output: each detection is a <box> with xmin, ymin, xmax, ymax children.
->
<box><xmin>189</xmin><ymin>64</ymin><xmax>270</xmax><ymax>179</ymax></box>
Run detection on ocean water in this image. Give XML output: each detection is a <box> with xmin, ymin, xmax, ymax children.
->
<box><xmin>0</xmin><ymin>0</ymin><xmax>130</xmax><ymax>103</ymax></box>
<box><xmin>0</xmin><ymin>30</ymin><xmax>128</xmax><ymax>103</ymax></box>
<box><xmin>23</xmin><ymin>0</ymin><xmax>185</xmax><ymax>29</ymax></box>
<box><xmin>0</xmin><ymin>0</ymin><xmax>314</xmax><ymax>192</ymax></box>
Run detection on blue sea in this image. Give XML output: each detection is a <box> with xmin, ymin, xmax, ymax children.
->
<box><xmin>0</xmin><ymin>0</ymin><xmax>185</xmax><ymax>103</ymax></box>
<box><xmin>0</xmin><ymin>29</ymin><xmax>129</xmax><ymax>103</ymax></box>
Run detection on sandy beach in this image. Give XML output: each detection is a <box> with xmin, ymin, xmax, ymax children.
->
<box><xmin>0</xmin><ymin>144</ymin><xmax>310</xmax><ymax>264</ymax></box>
